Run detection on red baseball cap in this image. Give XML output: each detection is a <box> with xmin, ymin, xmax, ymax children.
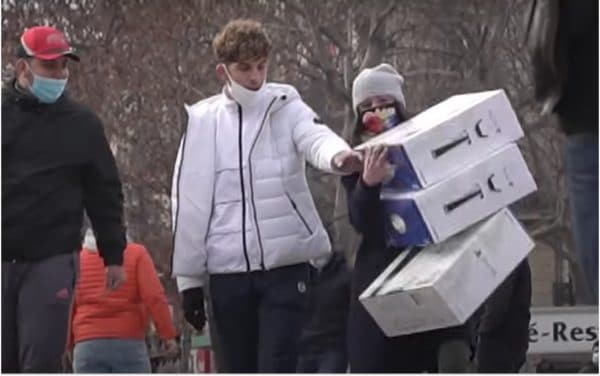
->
<box><xmin>18</xmin><ymin>26</ymin><xmax>79</xmax><ymax>61</ymax></box>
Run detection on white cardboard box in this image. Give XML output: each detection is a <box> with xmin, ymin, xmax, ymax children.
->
<box><xmin>381</xmin><ymin>143</ymin><xmax>537</xmax><ymax>248</ymax></box>
<box><xmin>356</xmin><ymin>89</ymin><xmax>524</xmax><ymax>191</ymax></box>
<box><xmin>359</xmin><ymin>208</ymin><xmax>534</xmax><ymax>337</ymax></box>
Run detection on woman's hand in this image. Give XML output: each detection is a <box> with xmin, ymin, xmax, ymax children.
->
<box><xmin>361</xmin><ymin>145</ymin><xmax>389</xmax><ymax>187</ymax></box>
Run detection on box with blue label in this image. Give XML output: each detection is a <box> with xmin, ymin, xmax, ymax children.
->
<box><xmin>355</xmin><ymin>89</ymin><xmax>523</xmax><ymax>191</ymax></box>
<box><xmin>359</xmin><ymin>208</ymin><xmax>534</xmax><ymax>337</ymax></box>
<box><xmin>382</xmin><ymin>143</ymin><xmax>537</xmax><ymax>248</ymax></box>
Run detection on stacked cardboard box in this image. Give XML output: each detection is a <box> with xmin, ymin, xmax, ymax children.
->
<box><xmin>356</xmin><ymin>90</ymin><xmax>537</xmax><ymax>336</ymax></box>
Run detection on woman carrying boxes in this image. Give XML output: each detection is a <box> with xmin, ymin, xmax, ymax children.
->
<box><xmin>342</xmin><ymin>64</ymin><xmax>475</xmax><ymax>373</ymax></box>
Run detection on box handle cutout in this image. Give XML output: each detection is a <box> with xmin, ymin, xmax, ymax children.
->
<box><xmin>443</xmin><ymin>186</ymin><xmax>484</xmax><ymax>213</ymax></box>
<box><xmin>431</xmin><ymin>130</ymin><xmax>471</xmax><ymax>159</ymax></box>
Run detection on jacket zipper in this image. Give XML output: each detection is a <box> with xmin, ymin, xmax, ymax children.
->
<box><xmin>237</xmin><ymin>105</ymin><xmax>251</xmax><ymax>271</ymax></box>
<box><xmin>285</xmin><ymin>192</ymin><xmax>313</xmax><ymax>235</ymax></box>
<box><xmin>248</xmin><ymin>97</ymin><xmax>278</xmax><ymax>270</ymax></box>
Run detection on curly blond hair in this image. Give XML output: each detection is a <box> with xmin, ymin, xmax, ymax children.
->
<box><xmin>213</xmin><ymin>19</ymin><xmax>272</xmax><ymax>63</ymax></box>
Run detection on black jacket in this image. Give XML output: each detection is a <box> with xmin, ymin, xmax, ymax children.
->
<box><xmin>554</xmin><ymin>0</ymin><xmax>598</xmax><ymax>133</ymax></box>
<box><xmin>341</xmin><ymin>174</ymin><xmax>399</xmax><ymax>298</ymax></box>
<box><xmin>2</xmin><ymin>82</ymin><xmax>126</xmax><ymax>265</ymax></box>
<box><xmin>528</xmin><ymin>0</ymin><xmax>598</xmax><ymax>134</ymax></box>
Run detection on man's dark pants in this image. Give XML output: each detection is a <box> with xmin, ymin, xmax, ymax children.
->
<box><xmin>2</xmin><ymin>253</ymin><xmax>78</xmax><ymax>372</ymax></box>
<box><xmin>296</xmin><ymin>349</ymin><xmax>348</xmax><ymax>373</ymax></box>
<box><xmin>209</xmin><ymin>263</ymin><xmax>311</xmax><ymax>373</ymax></box>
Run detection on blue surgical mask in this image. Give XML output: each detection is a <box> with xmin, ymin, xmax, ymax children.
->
<box><xmin>26</xmin><ymin>64</ymin><xmax>67</xmax><ymax>103</ymax></box>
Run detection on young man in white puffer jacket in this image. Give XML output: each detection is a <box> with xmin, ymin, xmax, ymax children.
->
<box><xmin>170</xmin><ymin>19</ymin><xmax>361</xmax><ymax>372</ymax></box>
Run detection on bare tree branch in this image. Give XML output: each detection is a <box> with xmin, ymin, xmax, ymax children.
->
<box><xmin>359</xmin><ymin>0</ymin><xmax>398</xmax><ymax>71</ymax></box>
<box><xmin>403</xmin><ymin>69</ymin><xmax>462</xmax><ymax>78</ymax></box>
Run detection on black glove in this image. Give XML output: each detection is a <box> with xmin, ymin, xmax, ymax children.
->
<box><xmin>182</xmin><ymin>287</ymin><xmax>206</xmax><ymax>332</ymax></box>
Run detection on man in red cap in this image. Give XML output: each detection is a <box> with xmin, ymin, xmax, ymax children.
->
<box><xmin>2</xmin><ymin>26</ymin><xmax>128</xmax><ymax>372</ymax></box>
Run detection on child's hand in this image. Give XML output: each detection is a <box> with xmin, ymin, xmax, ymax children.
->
<box><xmin>163</xmin><ymin>338</ymin><xmax>180</xmax><ymax>358</ymax></box>
<box><xmin>361</xmin><ymin>145</ymin><xmax>389</xmax><ymax>186</ymax></box>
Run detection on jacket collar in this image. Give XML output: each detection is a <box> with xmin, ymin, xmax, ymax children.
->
<box><xmin>218</xmin><ymin>82</ymin><xmax>301</xmax><ymax>114</ymax></box>
<box><xmin>3</xmin><ymin>79</ymin><xmax>69</xmax><ymax>108</ymax></box>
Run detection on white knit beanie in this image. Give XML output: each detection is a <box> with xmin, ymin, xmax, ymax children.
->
<box><xmin>352</xmin><ymin>63</ymin><xmax>406</xmax><ymax>115</ymax></box>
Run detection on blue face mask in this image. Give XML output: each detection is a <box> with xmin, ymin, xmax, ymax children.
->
<box><xmin>27</xmin><ymin>65</ymin><xmax>68</xmax><ymax>103</ymax></box>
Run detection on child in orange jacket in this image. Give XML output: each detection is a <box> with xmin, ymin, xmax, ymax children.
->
<box><xmin>66</xmin><ymin>230</ymin><xmax>178</xmax><ymax>373</ymax></box>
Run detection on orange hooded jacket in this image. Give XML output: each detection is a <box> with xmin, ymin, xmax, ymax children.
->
<box><xmin>67</xmin><ymin>241</ymin><xmax>176</xmax><ymax>348</ymax></box>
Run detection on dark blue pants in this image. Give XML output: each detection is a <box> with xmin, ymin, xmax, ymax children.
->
<box><xmin>1</xmin><ymin>253</ymin><xmax>78</xmax><ymax>372</ymax></box>
<box><xmin>565</xmin><ymin>134</ymin><xmax>598</xmax><ymax>303</ymax></box>
<box><xmin>209</xmin><ymin>263</ymin><xmax>311</xmax><ymax>373</ymax></box>
<box><xmin>296</xmin><ymin>349</ymin><xmax>348</xmax><ymax>373</ymax></box>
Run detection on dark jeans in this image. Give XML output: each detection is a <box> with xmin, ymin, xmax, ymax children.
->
<box><xmin>296</xmin><ymin>349</ymin><xmax>348</xmax><ymax>373</ymax></box>
<box><xmin>209</xmin><ymin>263</ymin><xmax>311</xmax><ymax>373</ymax></box>
<box><xmin>476</xmin><ymin>334</ymin><xmax>525</xmax><ymax>373</ymax></box>
<box><xmin>1</xmin><ymin>253</ymin><xmax>78</xmax><ymax>372</ymax></box>
<box><xmin>565</xmin><ymin>134</ymin><xmax>598</xmax><ymax>303</ymax></box>
<box><xmin>476</xmin><ymin>260</ymin><xmax>531</xmax><ymax>373</ymax></box>
<box><xmin>73</xmin><ymin>339</ymin><xmax>151</xmax><ymax>373</ymax></box>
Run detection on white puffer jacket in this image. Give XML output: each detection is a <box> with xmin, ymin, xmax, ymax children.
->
<box><xmin>171</xmin><ymin>83</ymin><xmax>350</xmax><ymax>291</ymax></box>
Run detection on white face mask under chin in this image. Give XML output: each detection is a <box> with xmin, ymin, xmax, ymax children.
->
<box><xmin>224</xmin><ymin>67</ymin><xmax>266</xmax><ymax>108</ymax></box>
